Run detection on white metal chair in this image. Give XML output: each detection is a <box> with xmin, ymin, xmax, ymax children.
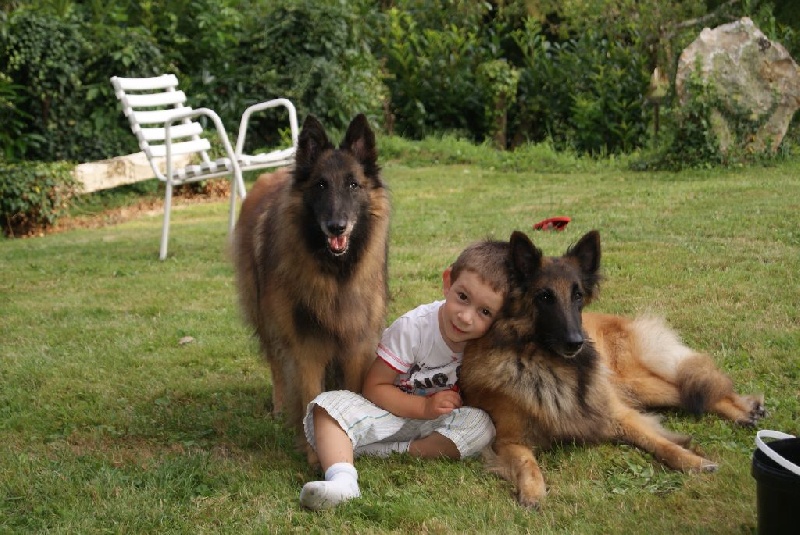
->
<box><xmin>110</xmin><ymin>74</ymin><xmax>299</xmax><ymax>260</ymax></box>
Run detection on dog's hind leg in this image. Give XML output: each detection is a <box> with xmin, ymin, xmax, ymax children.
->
<box><xmin>283</xmin><ymin>341</ymin><xmax>330</xmax><ymax>464</ymax></box>
<box><xmin>676</xmin><ymin>354</ymin><xmax>766</xmax><ymax>426</ymax></box>
<box><xmin>706</xmin><ymin>392</ymin><xmax>766</xmax><ymax>427</ymax></box>
<box><xmin>267</xmin><ymin>358</ymin><xmax>285</xmax><ymax>417</ymax></box>
<box><xmin>591</xmin><ymin>314</ymin><xmax>686</xmax><ymax>410</ymax></box>
<box><xmin>338</xmin><ymin>338</ymin><xmax>379</xmax><ymax>394</ymax></box>
<box><xmin>619</xmin><ymin>373</ymin><xmax>683</xmax><ymax>408</ymax></box>
<box><xmin>625</xmin><ymin>317</ymin><xmax>766</xmax><ymax>425</ymax></box>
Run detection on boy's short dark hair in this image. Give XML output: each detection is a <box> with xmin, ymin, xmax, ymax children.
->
<box><xmin>450</xmin><ymin>239</ymin><xmax>510</xmax><ymax>296</ymax></box>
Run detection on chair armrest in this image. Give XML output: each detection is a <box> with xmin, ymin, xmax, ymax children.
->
<box><xmin>163</xmin><ymin>107</ymin><xmax>239</xmax><ymax>166</ymax></box>
<box><xmin>235</xmin><ymin>98</ymin><xmax>299</xmax><ymax>158</ymax></box>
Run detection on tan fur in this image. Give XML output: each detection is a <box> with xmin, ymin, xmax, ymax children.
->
<box><xmin>232</xmin><ymin>116</ymin><xmax>390</xmax><ymax>463</ymax></box>
<box><xmin>584</xmin><ymin>312</ymin><xmax>764</xmax><ymax>424</ymax></box>
<box><xmin>461</xmin><ymin>230</ymin><xmax>765</xmax><ymax>507</ymax></box>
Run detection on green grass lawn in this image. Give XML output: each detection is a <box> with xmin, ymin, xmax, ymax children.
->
<box><xmin>2</xmin><ymin>143</ymin><xmax>799</xmax><ymax>533</ymax></box>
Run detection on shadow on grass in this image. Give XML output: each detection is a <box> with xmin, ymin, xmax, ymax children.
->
<box><xmin>130</xmin><ymin>382</ymin><xmax>299</xmax><ymax>455</ymax></box>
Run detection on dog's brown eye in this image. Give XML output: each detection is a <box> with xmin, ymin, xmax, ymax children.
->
<box><xmin>535</xmin><ymin>290</ymin><xmax>554</xmax><ymax>304</ymax></box>
<box><xmin>317</xmin><ymin>180</ymin><xmax>327</xmax><ymax>190</ymax></box>
<box><xmin>349</xmin><ymin>180</ymin><xmax>359</xmax><ymax>190</ymax></box>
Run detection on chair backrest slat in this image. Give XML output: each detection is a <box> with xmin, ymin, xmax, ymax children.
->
<box><xmin>112</xmin><ymin>74</ymin><xmax>179</xmax><ymax>91</ymax></box>
<box><xmin>130</xmin><ymin>108</ymin><xmax>190</xmax><ymax>125</ymax></box>
<box><xmin>141</xmin><ymin>122</ymin><xmax>204</xmax><ymax>142</ymax></box>
<box><xmin>123</xmin><ymin>90</ymin><xmax>186</xmax><ymax>109</ymax></box>
<box><xmin>147</xmin><ymin>139</ymin><xmax>212</xmax><ymax>158</ymax></box>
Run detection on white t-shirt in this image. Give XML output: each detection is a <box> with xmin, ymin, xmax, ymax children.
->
<box><xmin>376</xmin><ymin>300</ymin><xmax>461</xmax><ymax>396</ymax></box>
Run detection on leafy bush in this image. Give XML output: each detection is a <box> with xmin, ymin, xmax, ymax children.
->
<box><xmin>0</xmin><ymin>161</ymin><xmax>81</xmax><ymax>236</ymax></box>
<box><xmin>476</xmin><ymin>59</ymin><xmax>520</xmax><ymax>148</ymax></box>
<box><xmin>0</xmin><ymin>9</ymin><xmax>167</xmax><ymax>163</ymax></box>
<box><xmin>240</xmin><ymin>0</ymin><xmax>387</xmax><ymax>137</ymax></box>
<box><xmin>0</xmin><ymin>71</ymin><xmax>40</xmax><ymax>162</ymax></box>
<box><xmin>80</xmin><ymin>24</ymin><xmax>168</xmax><ymax>160</ymax></box>
<box><xmin>512</xmin><ymin>18</ymin><xmax>650</xmax><ymax>154</ymax></box>
<box><xmin>134</xmin><ymin>0</ymin><xmax>248</xmax><ymax>131</ymax></box>
<box><xmin>378</xmin><ymin>4</ymin><xmax>490</xmax><ymax>139</ymax></box>
<box><xmin>0</xmin><ymin>12</ymin><xmax>85</xmax><ymax>162</ymax></box>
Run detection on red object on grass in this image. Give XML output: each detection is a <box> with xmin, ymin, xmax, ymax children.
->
<box><xmin>532</xmin><ymin>216</ymin><xmax>571</xmax><ymax>231</ymax></box>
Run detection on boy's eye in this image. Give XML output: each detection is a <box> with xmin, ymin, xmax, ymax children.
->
<box><xmin>481</xmin><ymin>308</ymin><xmax>492</xmax><ymax>317</ymax></box>
<box><xmin>457</xmin><ymin>292</ymin><xmax>468</xmax><ymax>301</ymax></box>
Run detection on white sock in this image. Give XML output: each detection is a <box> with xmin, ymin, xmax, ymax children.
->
<box><xmin>354</xmin><ymin>441</ymin><xmax>410</xmax><ymax>458</ymax></box>
<box><xmin>299</xmin><ymin>462</ymin><xmax>360</xmax><ymax>510</ymax></box>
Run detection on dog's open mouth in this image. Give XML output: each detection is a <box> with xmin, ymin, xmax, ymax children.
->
<box><xmin>328</xmin><ymin>235</ymin><xmax>350</xmax><ymax>256</ymax></box>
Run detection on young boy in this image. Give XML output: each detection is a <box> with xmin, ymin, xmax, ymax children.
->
<box><xmin>299</xmin><ymin>239</ymin><xmax>509</xmax><ymax>510</ymax></box>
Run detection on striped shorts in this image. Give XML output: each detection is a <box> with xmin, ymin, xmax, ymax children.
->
<box><xmin>303</xmin><ymin>390</ymin><xmax>496</xmax><ymax>458</ymax></box>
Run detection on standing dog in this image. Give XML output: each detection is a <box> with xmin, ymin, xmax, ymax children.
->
<box><xmin>461</xmin><ymin>230</ymin><xmax>765</xmax><ymax>507</ymax></box>
<box><xmin>233</xmin><ymin>114</ymin><xmax>390</xmax><ymax>460</ymax></box>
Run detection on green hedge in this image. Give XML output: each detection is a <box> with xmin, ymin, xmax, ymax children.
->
<box><xmin>0</xmin><ymin>161</ymin><xmax>81</xmax><ymax>237</ymax></box>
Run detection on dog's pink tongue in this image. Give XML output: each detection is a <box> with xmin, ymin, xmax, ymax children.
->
<box><xmin>329</xmin><ymin>235</ymin><xmax>348</xmax><ymax>253</ymax></box>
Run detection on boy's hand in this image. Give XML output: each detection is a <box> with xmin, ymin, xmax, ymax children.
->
<box><xmin>363</xmin><ymin>358</ymin><xmax>465</xmax><ymax>420</ymax></box>
<box><xmin>422</xmin><ymin>390</ymin><xmax>463</xmax><ymax>419</ymax></box>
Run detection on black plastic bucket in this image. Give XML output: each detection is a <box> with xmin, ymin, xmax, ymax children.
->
<box><xmin>751</xmin><ymin>431</ymin><xmax>800</xmax><ymax>535</ymax></box>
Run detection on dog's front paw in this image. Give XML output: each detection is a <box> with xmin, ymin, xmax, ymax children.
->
<box><xmin>517</xmin><ymin>479</ymin><xmax>547</xmax><ymax>509</ymax></box>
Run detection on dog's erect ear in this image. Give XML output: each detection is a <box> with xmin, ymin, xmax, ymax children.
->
<box><xmin>510</xmin><ymin>230</ymin><xmax>542</xmax><ymax>280</ymax></box>
<box><xmin>340</xmin><ymin>114</ymin><xmax>379</xmax><ymax>178</ymax></box>
<box><xmin>567</xmin><ymin>230</ymin><xmax>601</xmax><ymax>275</ymax></box>
<box><xmin>566</xmin><ymin>230</ymin><xmax>602</xmax><ymax>300</ymax></box>
<box><xmin>296</xmin><ymin>115</ymin><xmax>334</xmax><ymax>174</ymax></box>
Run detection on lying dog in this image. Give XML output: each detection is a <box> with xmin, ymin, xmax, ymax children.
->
<box><xmin>461</xmin><ymin>230</ymin><xmax>765</xmax><ymax>507</ymax></box>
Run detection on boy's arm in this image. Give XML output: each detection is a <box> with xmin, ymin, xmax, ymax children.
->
<box><xmin>362</xmin><ymin>358</ymin><xmax>462</xmax><ymax>420</ymax></box>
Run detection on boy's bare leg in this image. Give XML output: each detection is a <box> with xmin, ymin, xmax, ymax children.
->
<box><xmin>409</xmin><ymin>432</ymin><xmax>460</xmax><ymax>459</ymax></box>
<box><xmin>300</xmin><ymin>406</ymin><xmax>360</xmax><ymax>510</ymax></box>
<box><xmin>313</xmin><ymin>406</ymin><xmax>354</xmax><ymax>470</ymax></box>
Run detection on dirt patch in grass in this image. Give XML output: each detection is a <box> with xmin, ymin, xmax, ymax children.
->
<box><xmin>18</xmin><ymin>179</ymin><xmax>231</xmax><ymax>237</ymax></box>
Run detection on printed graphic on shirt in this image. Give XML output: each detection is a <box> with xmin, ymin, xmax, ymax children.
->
<box><xmin>395</xmin><ymin>358</ymin><xmax>460</xmax><ymax>396</ymax></box>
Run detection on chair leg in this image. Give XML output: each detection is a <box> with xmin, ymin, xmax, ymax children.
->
<box><xmin>160</xmin><ymin>181</ymin><xmax>173</xmax><ymax>261</ymax></box>
<box><xmin>235</xmin><ymin>167</ymin><xmax>247</xmax><ymax>201</ymax></box>
<box><xmin>228</xmin><ymin>170</ymin><xmax>242</xmax><ymax>234</ymax></box>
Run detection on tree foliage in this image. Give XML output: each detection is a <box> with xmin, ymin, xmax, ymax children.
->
<box><xmin>0</xmin><ymin>0</ymin><xmax>796</xmax><ymax>165</ymax></box>
<box><xmin>0</xmin><ymin>7</ymin><xmax>166</xmax><ymax>162</ymax></box>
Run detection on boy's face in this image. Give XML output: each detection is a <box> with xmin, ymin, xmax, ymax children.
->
<box><xmin>438</xmin><ymin>268</ymin><xmax>504</xmax><ymax>352</ymax></box>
